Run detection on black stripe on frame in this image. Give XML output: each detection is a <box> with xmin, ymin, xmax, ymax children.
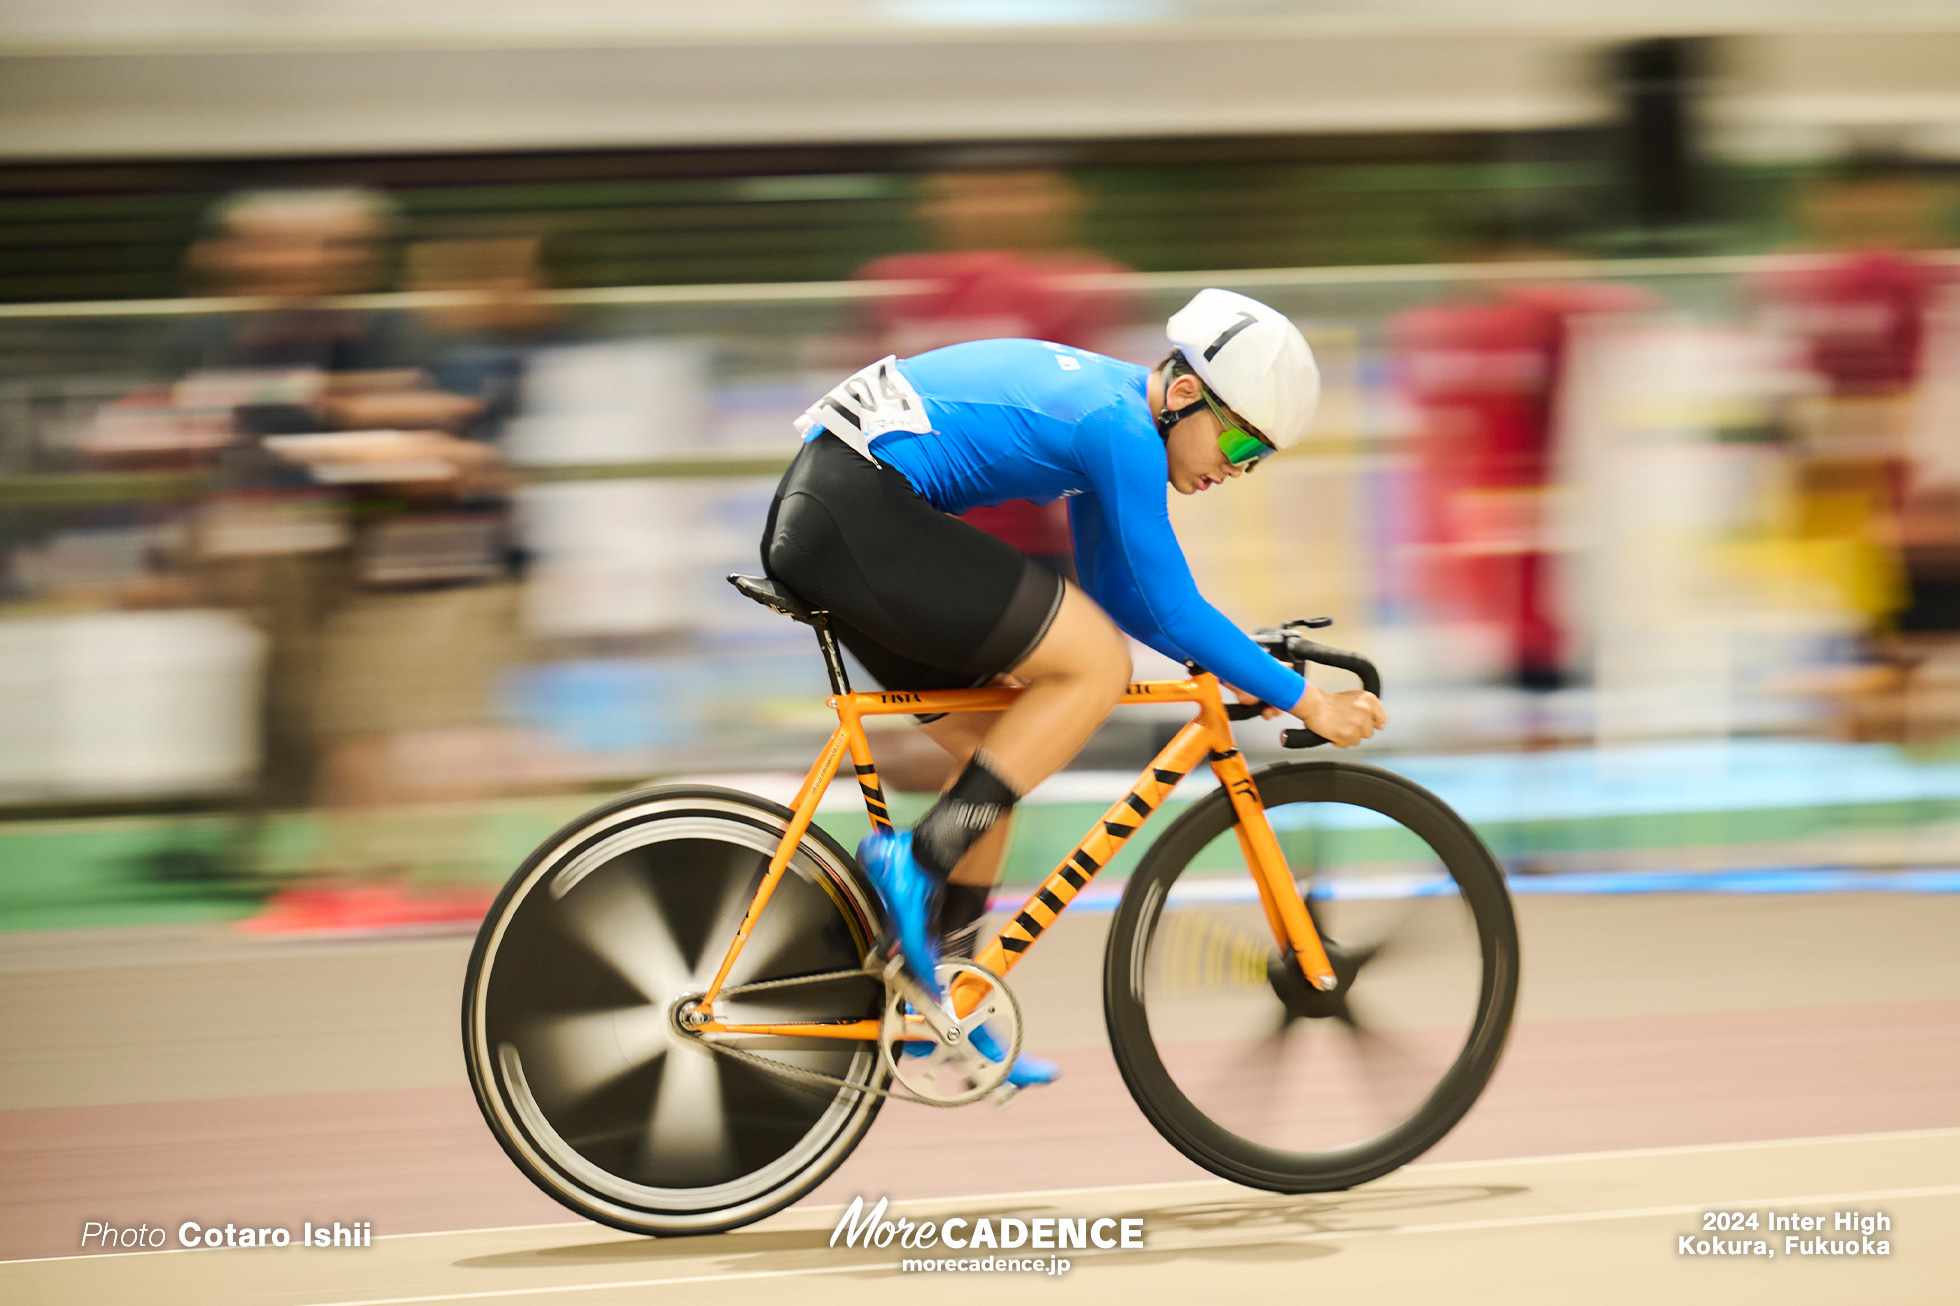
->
<box><xmin>1059</xmin><ymin>866</ymin><xmax>1086</xmax><ymax>890</ymax></box>
<box><xmin>1124</xmin><ymin>792</ymin><xmax>1152</xmax><ymax>818</ymax></box>
<box><xmin>855</xmin><ymin>763</ymin><xmax>877</xmax><ymax>776</ymax></box>
<box><xmin>1153</xmin><ymin>768</ymin><xmax>1183</xmax><ymax>785</ymax></box>
<box><xmin>1014</xmin><ymin>911</ymin><xmax>1043</xmax><ymax>938</ymax></box>
<box><xmin>1070</xmin><ymin>849</ymin><xmax>1101</xmax><ymax>875</ymax></box>
<box><xmin>1002</xmin><ymin>936</ymin><xmax>1030</xmax><ymax>953</ymax></box>
<box><xmin>1103</xmin><ymin>821</ymin><xmax>1136</xmax><ymax>840</ymax></box>
<box><xmin>1036</xmin><ymin>888</ymin><xmax>1066</xmax><ymax>914</ymax></box>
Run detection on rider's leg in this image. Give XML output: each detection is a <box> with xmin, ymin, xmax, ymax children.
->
<box><xmin>859</xmin><ymin>583</ymin><xmax>1127</xmax><ymax>995</ymax></box>
<box><xmin>764</xmin><ymin>438</ymin><xmax>1128</xmax><ymax>990</ymax></box>
<box><xmin>907</xmin><ymin>584</ymin><xmax>1129</xmax><ymax>887</ymax></box>
<box><xmin>963</xmin><ymin>584</ymin><xmax>1132</xmax><ymax>794</ymax></box>
<box><xmin>918</xmin><ymin>710</ymin><xmax>1006</xmax><ymax>879</ymax></box>
<box><xmin>911</xmin><ymin>665</ymin><xmax>1116</xmax><ymax>1090</ymax></box>
<box><xmin>919</xmin><ymin>711</ymin><xmax>1008</xmax><ymax>957</ymax></box>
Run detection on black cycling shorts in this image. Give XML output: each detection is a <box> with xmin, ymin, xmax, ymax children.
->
<box><xmin>762</xmin><ymin>432</ymin><xmax>1065</xmax><ymax>694</ymax></box>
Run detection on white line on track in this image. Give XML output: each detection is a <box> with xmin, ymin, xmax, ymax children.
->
<box><xmin>11</xmin><ymin>1126</ymin><xmax>1957</xmax><ymax>1269</ymax></box>
<box><xmin>301</xmin><ymin>1262</ymin><xmax>900</xmax><ymax>1306</ymax></box>
<box><xmin>1403</xmin><ymin>1124</ymin><xmax>1960</xmax><ymax>1171</ymax></box>
<box><xmin>290</xmin><ymin>1181</ymin><xmax>1960</xmax><ymax>1306</ymax></box>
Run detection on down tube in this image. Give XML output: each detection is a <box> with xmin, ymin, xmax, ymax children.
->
<box><xmin>971</xmin><ymin>720</ymin><xmax>1216</xmax><ymax>979</ymax></box>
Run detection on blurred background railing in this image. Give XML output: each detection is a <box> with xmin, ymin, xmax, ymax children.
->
<box><xmin>7</xmin><ymin>249</ymin><xmax>1959</xmax><ymax>786</ymax></box>
<box><xmin>3</xmin><ymin>3</ymin><xmax>1958</xmax><ymax>932</ymax></box>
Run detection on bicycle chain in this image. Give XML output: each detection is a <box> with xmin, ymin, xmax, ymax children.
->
<box><xmin>680</xmin><ymin>965</ymin><xmax>977</xmax><ymax>1108</ymax></box>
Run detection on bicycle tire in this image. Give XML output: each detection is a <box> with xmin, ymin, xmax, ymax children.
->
<box><xmin>1104</xmin><ymin>759</ymin><xmax>1518</xmax><ymax>1192</ymax></box>
<box><xmin>463</xmin><ymin>785</ymin><xmax>888</xmax><ymax>1236</ymax></box>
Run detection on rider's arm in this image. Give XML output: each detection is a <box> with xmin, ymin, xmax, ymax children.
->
<box><xmin>1067</xmin><ymin>494</ymin><xmax>1191</xmax><ymax>663</ymax></box>
<box><xmin>1070</xmin><ymin>403</ymin><xmax>1307</xmax><ymax>710</ymax></box>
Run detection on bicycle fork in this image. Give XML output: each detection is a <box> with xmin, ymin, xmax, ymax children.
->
<box><xmin>1207</xmin><ymin>746</ymin><xmax>1340</xmax><ymax>992</ymax></box>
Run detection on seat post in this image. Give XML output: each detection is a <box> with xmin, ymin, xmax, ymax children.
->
<box><xmin>812</xmin><ymin>617</ymin><xmax>852</xmax><ymax>697</ymax></box>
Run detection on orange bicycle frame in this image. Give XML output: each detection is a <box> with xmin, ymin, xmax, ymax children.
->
<box><xmin>691</xmin><ymin>672</ymin><xmax>1336</xmax><ymax>1039</ymax></box>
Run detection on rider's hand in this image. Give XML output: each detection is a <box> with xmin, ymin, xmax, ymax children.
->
<box><xmin>1228</xmin><ymin>686</ymin><xmax>1283</xmax><ymax>720</ymax></box>
<box><xmin>1289</xmin><ymin>683</ymin><xmax>1388</xmax><ymax>748</ymax></box>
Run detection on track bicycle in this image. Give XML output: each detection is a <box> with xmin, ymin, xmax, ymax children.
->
<box><xmin>463</xmin><ymin>573</ymin><xmax>1519</xmax><ymax>1235</ymax></box>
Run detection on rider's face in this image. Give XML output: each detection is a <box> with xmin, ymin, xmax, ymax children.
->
<box><xmin>1160</xmin><ymin>372</ymin><xmax>1246</xmax><ymax>495</ymax></box>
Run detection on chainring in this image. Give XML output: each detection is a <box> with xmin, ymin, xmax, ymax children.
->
<box><xmin>878</xmin><ymin>959</ymin><xmax>1022</xmax><ymax>1106</ymax></box>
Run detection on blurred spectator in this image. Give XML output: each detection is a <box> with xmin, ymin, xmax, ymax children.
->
<box><xmin>1751</xmin><ymin>162</ymin><xmax>1959</xmax><ymax>737</ymax></box>
<box><xmin>165</xmin><ymin>190</ymin><xmax>534</xmax><ymax>931</ymax></box>
<box><xmin>1392</xmin><ymin>260</ymin><xmax>1656</xmax><ymax>692</ymax></box>
<box><xmin>850</xmin><ymin>170</ymin><xmax>1140</xmax><ymax>788</ymax></box>
<box><xmin>1755</xmin><ymin>162</ymin><xmax>1953</xmax><ymax>411</ymax></box>
<box><xmin>855</xmin><ymin>169</ymin><xmax>1140</xmax><ymax>578</ymax></box>
<box><xmin>178</xmin><ymin>189</ymin><xmax>410</xmax><ymax>811</ymax></box>
<box><xmin>406</xmin><ymin>237</ymin><xmax>561</xmax><ymax>432</ymax></box>
<box><xmin>300</xmin><ymin>236</ymin><xmax>545</xmax><ymax>829</ymax></box>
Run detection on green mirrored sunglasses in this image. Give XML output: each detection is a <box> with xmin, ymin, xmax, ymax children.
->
<box><xmin>1200</xmin><ymin>391</ymin><xmax>1275</xmax><ymax>471</ymax></box>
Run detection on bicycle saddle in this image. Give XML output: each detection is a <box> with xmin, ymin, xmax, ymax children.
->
<box><xmin>727</xmin><ymin>573</ymin><xmax>821</xmax><ymax>625</ymax></box>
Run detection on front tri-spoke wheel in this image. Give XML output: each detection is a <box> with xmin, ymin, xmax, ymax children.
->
<box><xmin>464</xmin><ymin>786</ymin><xmax>887</xmax><ymax>1235</ymax></box>
<box><xmin>1104</xmin><ymin>760</ymin><xmax>1518</xmax><ymax>1192</ymax></box>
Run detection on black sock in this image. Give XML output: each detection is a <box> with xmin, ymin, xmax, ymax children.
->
<box><xmin>912</xmin><ymin>751</ymin><xmax>1020</xmax><ymax>882</ymax></box>
<box><xmin>936</xmin><ymin>881</ymin><xmax>992</xmax><ymax>958</ymax></box>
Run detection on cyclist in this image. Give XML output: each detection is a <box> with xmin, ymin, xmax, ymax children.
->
<box><xmin>761</xmin><ymin>289</ymin><xmax>1387</xmax><ymax>1084</ymax></box>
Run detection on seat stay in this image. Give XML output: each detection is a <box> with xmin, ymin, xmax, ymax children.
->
<box><xmin>788</xmin><ymin>722</ymin><xmax>851</xmax><ymax>814</ymax></box>
<box><xmin>699</xmin><ymin>721</ymin><xmax>854</xmax><ymax>1007</ymax></box>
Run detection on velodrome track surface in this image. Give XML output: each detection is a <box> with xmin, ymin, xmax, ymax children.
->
<box><xmin>10</xmin><ymin>1133</ymin><xmax>1959</xmax><ymax>1305</ymax></box>
<box><xmin>3</xmin><ymin>892</ymin><xmax>1957</xmax><ymax>1303</ymax></box>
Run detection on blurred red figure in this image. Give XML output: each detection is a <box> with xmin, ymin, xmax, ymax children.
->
<box><xmin>1749</xmin><ymin>165</ymin><xmax>1960</xmax><ymax>737</ymax></box>
<box><xmin>1749</xmin><ymin>165</ymin><xmax>1956</xmax><ymax>632</ymax></box>
<box><xmin>1753</xmin><ymin>249</ymin><xmax>1951</xmax><ymax>400</ymax></box>
<box><xmin>1392</xmin><ymin>283</ymin><xmax>1654</xmax><ymax>689</ymax></box>
<box><xmin>856</xmin><ymin>170</ymin><xmax>1139</xmax><ymax>576</ymax></box>
<box><xmin>1752</xmin><ymin>161</ymin><xmax>1954</xmax><ymax>403</ymax></box>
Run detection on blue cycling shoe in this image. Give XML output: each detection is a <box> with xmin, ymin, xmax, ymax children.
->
<box><xmin>896</xmin><ymin>1021</ymin><xmax>1057</xmax><ymax>1091</ymax></box>
<box><xmin>967</xmin><ymin>1023</ymin><xmax>1060</xmax><ymax>1089</ymax></box>
<box><xmin>856</xmin><ymin>829</ymin><xmax>943</xmax><ymax>997</ymax></box>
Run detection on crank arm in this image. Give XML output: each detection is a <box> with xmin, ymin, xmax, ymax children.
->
<box><xmin>878</xmin><ymin>954</ymin><xmax>960</xmax><ymax>1043</ymax></box>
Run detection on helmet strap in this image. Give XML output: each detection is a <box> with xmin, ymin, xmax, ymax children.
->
<box><xmin>1153</xmin><ymin>357</ymin><xmax>1208</xmax><ymax>440</ymax></box>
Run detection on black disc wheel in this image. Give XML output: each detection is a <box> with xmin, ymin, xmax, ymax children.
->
<box><xmin>463</xmin><ymin>786</ymin><xmax>888</xmax><ymax>1236</ymax></box>
<box><xmin>1104</xmin><ymin>760</ymin><xmax>1519</xmax><ymax>1192</ymax></box>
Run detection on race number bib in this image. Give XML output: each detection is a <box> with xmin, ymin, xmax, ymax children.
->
<box><xmin>793</xmin><ymin>356</ymin><xmax>932</xmax><ymax>462</ymax></box>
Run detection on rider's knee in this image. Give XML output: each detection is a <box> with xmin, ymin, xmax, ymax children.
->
<box><xmin>1015</xmin><ymin>587</ymin><xmax>1127</xmax><ymax>694</ymax></box>
<box><xmin>1082</xmin><ymin>613</ymin><xmax>1132</xmax><ymax>703</ymax></box>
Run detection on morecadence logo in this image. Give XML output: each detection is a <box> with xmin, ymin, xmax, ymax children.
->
<box><xmin>830</xmin><ymin>1196</ymin><xmax>1143</xmax><ymax>1273</ymax></box>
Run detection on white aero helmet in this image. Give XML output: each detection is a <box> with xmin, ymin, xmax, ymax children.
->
<box><xmin>1166</xmin><ymin>288</ymin><xmax>1320</xmax><ymax>450</ymax></box>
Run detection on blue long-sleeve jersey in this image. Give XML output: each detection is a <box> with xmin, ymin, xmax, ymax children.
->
<box><xmin>803</xmin><ymin>338</ymin><xmax>1306</xmax><ymax>709</ymax></box>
